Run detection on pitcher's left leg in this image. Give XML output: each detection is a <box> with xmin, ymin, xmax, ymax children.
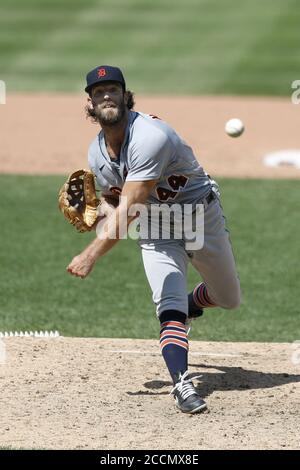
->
<box><xmin>188</xmin><ymin>200</ymin><xmax>241</xmax><ymax>312</ymax></box>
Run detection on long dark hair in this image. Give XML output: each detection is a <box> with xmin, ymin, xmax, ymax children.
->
<box><xmin>85</xmin><ymin>90</ymin><xmax>135</xmax><ymax>124</ymax></box>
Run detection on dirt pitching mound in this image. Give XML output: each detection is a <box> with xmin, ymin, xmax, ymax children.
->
<box><xmin>0</xmin><ymin>338</ymin><xmax>299</xmax><ymax>450</ymax></box>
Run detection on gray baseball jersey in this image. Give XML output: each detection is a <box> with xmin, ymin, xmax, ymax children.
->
<box><xmin>87</xmin><ymin>110</ymin><xmax>240</xmax><ymax>316</ymax></box>
<box><xmin>88</xmin><ymin>111</ymin><xmax>212</xmax><ymax>207</ymax></box>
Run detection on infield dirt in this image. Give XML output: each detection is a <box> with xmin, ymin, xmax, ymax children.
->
<box><xmin>1</xmin><ymin>94</ymin><xmax>300</xmax><ymax>178</ymax></box>
<box><xmin>0</xmin><ymin>338</ymin><xmax>299</xmax><ymax>450</ymax></box>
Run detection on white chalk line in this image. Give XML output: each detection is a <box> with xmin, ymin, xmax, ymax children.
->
<box><xmin>106</xmin><ymin>349</ymin><xmax>242</xmax><ymax>358</ymax></box>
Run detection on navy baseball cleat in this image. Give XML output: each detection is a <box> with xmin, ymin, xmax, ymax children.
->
<box><xmin>186</xmin><ymin>295</ymin><xmax>204</xmax><ymax>334</ymax></box>
<box><xmin>188</xmin><ymin>292</ymin><xmax>204</xmax><ymax>318</ymax></box>
<box><xmin>171</xmin><ymin>371</ymin><xmax>207</xmax><ymax>414</ymax></box>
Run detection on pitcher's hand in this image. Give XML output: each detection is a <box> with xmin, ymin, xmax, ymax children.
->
<box><xmin>67</xmin><ymin>252</ymin><xmax>96</xmax><ymax>279</ymax></box>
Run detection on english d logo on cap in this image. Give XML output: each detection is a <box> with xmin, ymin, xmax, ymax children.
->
<box><xmin>85</xmin><ymin>65</ymin><xmax>126</xmax><ymax>93</ymax></box>
<box><xmin>97</xmin><ymin>68</ymin><xmax>106</xmax><ymax>78</ymax></box>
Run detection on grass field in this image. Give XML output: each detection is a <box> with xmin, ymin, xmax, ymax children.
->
<box><xmin>0</xmin><ymin>0</ymin><xmax>299</xmax><ymax>95</ymax></box>
<box><xmin>0</xmin><ymin>175</ymin><xmax>299</xmax><ymax>342</ymax></box>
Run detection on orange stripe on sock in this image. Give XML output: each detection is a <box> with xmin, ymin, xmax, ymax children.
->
<box><xmin>160</xmin><ymin>321</ymin><xmax>186</xmax><ymax>330</ymax></box>
<box><xmin>160</xmin><ymin>338</ymin><xmax>189</xmax><ymax>351</ymax></box>
<box><xmin>160</xmin><ymin>330</ymin><xmax>187</xmax><ymax>340</ymax></box>
<box><xmin>194</xmin><ymin>283</ymin><xmax>216</xmax><ymax>307</ymax></box>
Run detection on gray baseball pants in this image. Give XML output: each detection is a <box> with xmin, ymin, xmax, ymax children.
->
<box><xmin>139</xmin><ymin>198</ymin><xmax>241</xmax><ymax>317</ymax></box>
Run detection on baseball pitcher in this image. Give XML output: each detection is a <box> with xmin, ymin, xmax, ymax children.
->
<box><xmin>61</xmin><ymin>65</ymin><xmax>241</xmax><ymax>414</ymax></box>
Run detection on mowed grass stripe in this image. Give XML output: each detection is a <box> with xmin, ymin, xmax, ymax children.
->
<box><xmin>217</xmin><ymin>0</ymin><xmax>300</xmax><ymax>95</ymax></box>
<box><xmin>0</xmin><ymin>175</ymin><xmax>299</xmax><ymax>342</ymax></box>
<box><xmin>0</xmin><ymin>0</ymin><xmax>299</xmax><ymax>94</ymax></box>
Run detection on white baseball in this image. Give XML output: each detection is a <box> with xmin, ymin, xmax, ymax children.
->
<box><xmin>225</xmin><ymin>118</ymin><xmax>244</xmax><ymax>138</ymax></box>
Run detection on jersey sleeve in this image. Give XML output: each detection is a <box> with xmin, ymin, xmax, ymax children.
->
<box><xmin>126</xmin><ymin>128</ymin><xmax>173</xmax><ymax>181</ymax></box>
<box><xmin>87</xmin><ymin>137</ymin><xmax>109</xmax><ymax>193</ymax></box>
<box><xmin>87</xmin><ymin>137</ymin><xmax>99</xmax><ymax>174</ymax></box>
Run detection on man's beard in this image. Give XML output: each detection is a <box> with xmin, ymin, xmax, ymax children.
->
<box><xmin>95</xmin><ymin>102</ymin><xmax>126</xmax><ymax>126</ymax></box>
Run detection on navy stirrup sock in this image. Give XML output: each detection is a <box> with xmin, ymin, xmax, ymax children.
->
<box><xmin>159</xmin><ymin>310</ymin><xmax>188</xmax><ymax>384</ymax></box>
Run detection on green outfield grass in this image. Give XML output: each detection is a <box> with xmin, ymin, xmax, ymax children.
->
<box><xmin>0</xmin><ymin>175</ymin><xmax>299</xmax><ymax>342</ymax></box>
<box><xmin>0</xmin><ymin>0</ymin><xmax>299</xmax><ymax>95</ymax></box>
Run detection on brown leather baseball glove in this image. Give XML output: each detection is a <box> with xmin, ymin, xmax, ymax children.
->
<box><xmin>58</xmin><ymin>169</ymin><xmax>100</xmax><ymax>233</ymax></box>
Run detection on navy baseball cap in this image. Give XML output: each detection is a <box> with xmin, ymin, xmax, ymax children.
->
<box><xmin>85</xmin><ymin>65</ymin><xmax>126</xmax><ymax>94</ymax></box>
